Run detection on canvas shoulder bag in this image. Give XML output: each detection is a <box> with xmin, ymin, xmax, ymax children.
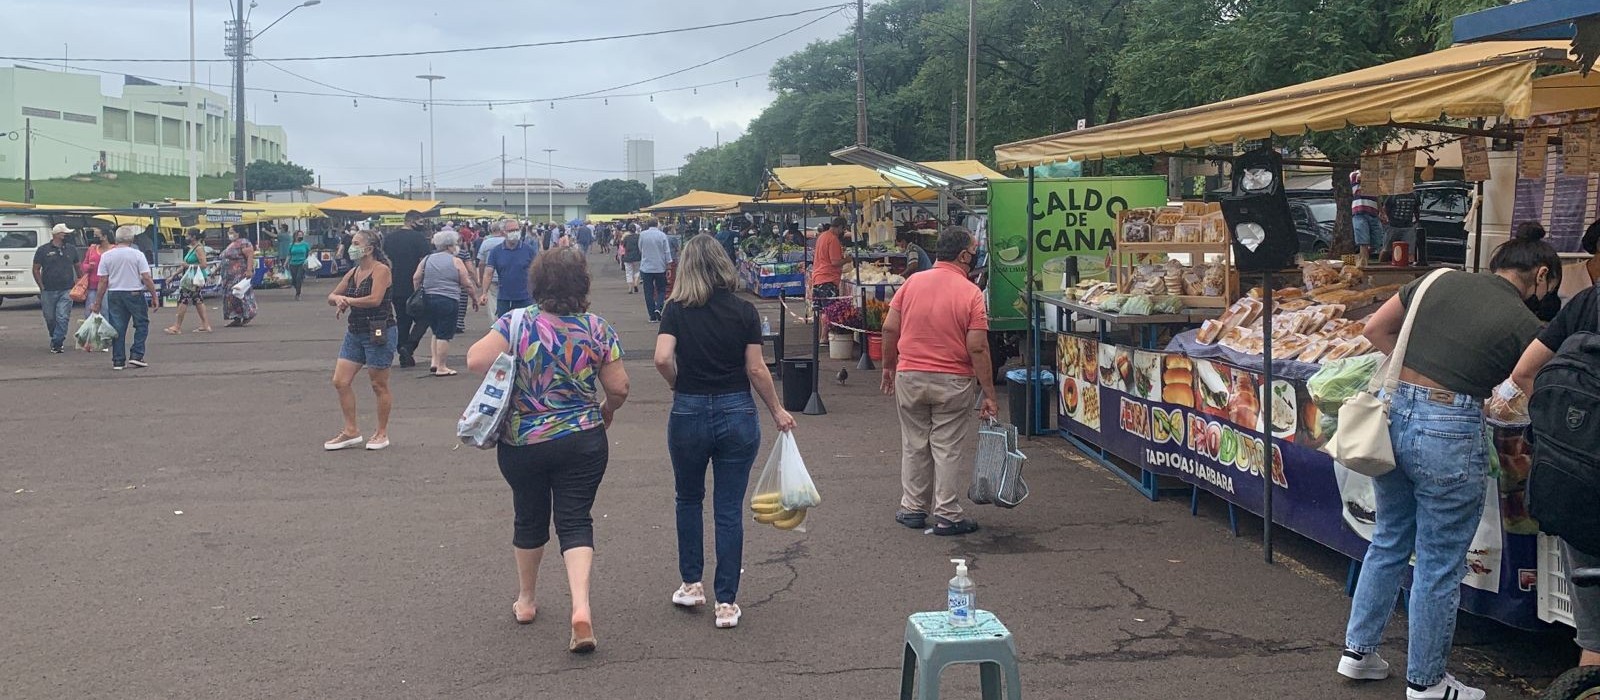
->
<box><xmin>1323</xmin><ymin>268</ymin><xmax>1450</xmax><ymax>477</ymax></box>
<box><xmin>457</xmin><ymin>308</ymin><xmax>530</xmax><ymax>449</ymax></box>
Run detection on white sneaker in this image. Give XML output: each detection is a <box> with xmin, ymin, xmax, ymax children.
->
<box><xmin>323</xmin><ymin>435</ymin><xmax>364</xmax><ymax>451</ymax></box>
<box><xmin>1337</xmin><ymin>649</ymin><xmax>1390</xmax><ymax>680</ymax></box>
<box><xmin>672</xmin><ymin>582</ymin><xmax>705</xmax><ymax>607</ymax></box>
<box><xmin>1407</xmin><ymin>674</ymin><xmax>1485</xmax><ymax>700</ymax></box>
<box><xmin>714</xmin><ymin>603</ymin><xmax>741</xmax><ymax>629</ymax></box>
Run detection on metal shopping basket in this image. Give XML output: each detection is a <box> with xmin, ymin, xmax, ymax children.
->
<box><xmin>970</xmin><ymin>419</ymin><xmax>1029</xmax><ymax>508</ymax></box>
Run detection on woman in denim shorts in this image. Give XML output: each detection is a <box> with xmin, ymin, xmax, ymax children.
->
<box><xmin>325</xmin><ymin>230</ymin><xmax>397</xmax><ymax>452</ymax></box>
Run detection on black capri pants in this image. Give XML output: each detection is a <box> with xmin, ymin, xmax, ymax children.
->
<box><xmin>496</xmin><ymin>427</ymin><xmax>609</xmax><ymax>551</ymax></box>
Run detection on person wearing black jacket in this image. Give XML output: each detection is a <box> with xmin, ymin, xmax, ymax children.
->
<box><xmin>385</xmin><ymin>211</ymin><xmax>434</xmax><ymax>368</ymax></box>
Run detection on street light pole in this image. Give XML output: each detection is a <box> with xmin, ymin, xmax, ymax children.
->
<box><xmin>515</xmin><ymin>121</ymin><xmax>534</xmax><ymax>219</ymax></box>
<box><xmin>542</xmin><ymin>148</ymin><xmax>557</xmax><ymax>224</ymax></box>
<box><xmin>230</xmin><ymin>0</ymin><xmax>320</xmax><ymax>200</ymax></box>
<box><xmin>188</xmin><ymin>0</ymin><xmax>197</xmax><ymax>202</ymax></box>
<box><xmin>417</xmin><ymin>74</ymin><xmax>445</xmax><ymax>200</ymax></box>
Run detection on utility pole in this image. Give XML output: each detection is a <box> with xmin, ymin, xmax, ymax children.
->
<box><xmin>188</xmin><ymin>0</ymin><xmax>197</xmax><ymax>202</ymax></box>
<box><xmin>500</xmin><ymin>135</ymin><xmax>508</xmax><ymax>212</ymax></box>
<box><xmin>232</xmin><ymin>0</ymin><xmax>247</xmax><ymax>199</ymax></box>
<box><xmin>965</xmin><ymin>0</ymin><xmax>977</xmax><ymax>160</ymax></box>
<box><xmin>23</xmin><ymin>119</ymin><xmax>32</xmax><ymax>203</ymax></box>
<box><xmin>515</xmin><ymin>121</ymin><xmax>534</xmax><ymax>219</ymax></box>
<box><xmin>417</xmin><ymin>74</ymin><xmax>445</xmax><ymax>200</ymax></box>
<box><xmin>948</xmin><ymin>96</ymin><xmax>959</xmax><ymax>160</ymax></box>
<box><xmin>542</xmin><ymin>148</ymin><xmax>557</xmax><ymax>224</ymax></box>
<box><xmin>854</xmin><ymin>0</ymin><xmax>867</xmax><ymax>146</ymax></box>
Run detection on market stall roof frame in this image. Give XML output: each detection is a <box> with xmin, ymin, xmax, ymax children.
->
<box><xmin>315</xmin><ymin>194</ymin><xmax>441</xmax><ymax>216</ymax></box>
<box><xmin>760</xmin><ymin>164</ymin><xmax>941</xmax><ymax>202</ymax></box>
<box><xmin>994</xmin><ymin>40</ymin><xmax>1577</xmax><ymax>169</ymax></box>
<box><xmin>640</xmin><ymin>190</ymin><xmax>753</xmax><ymax>214</ymax></box>
<box><xmin>828</xmin><ymin>146</ymin><xmax>983</xmax><ymax>191</ymax></box>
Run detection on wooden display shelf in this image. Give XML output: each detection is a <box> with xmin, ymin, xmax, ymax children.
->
<box><xmin>1115</xmin><ymin>241</ymin><xmax>1231</xmax><ymax>254</ymax></box>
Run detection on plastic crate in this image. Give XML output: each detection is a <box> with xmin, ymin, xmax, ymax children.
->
<box><xmin>1539</xmin><ymin>534</ymin><xmax>1577</xmax><ymax>628</ymax></box>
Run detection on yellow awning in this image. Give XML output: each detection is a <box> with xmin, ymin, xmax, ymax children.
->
<box><xmin>996</xmin><ymin>40</ymin><xmax>1575</xmax><ymax>168</ymax></box>
<box><xmin>760</xmin><ymin>165</ymin><xmax>939</xmax><ymax>202</ymax></box>
<box><xmin>641</xmin><ymin>190</ymin><xmax>753</xmax><ymax>213</ymax></box>
<box><xmin>439</xmin><ymin>207</ymin><xmax>509</xmax><ymax>219</ymax></box>
<box><xmin>918</xmin><ymin>160</ymin><xmax>1009</xmax><ymax>181</ymax></box>
<box><xmin>316</xmin><ymin>195</ymin><xmax>440</xmax><ymax>216</ymax></box>
<box><xmin>0</xmin><ymin>200</ymin><xmax>34</xmax><ymax>209</ymax></box>
<box><xmin>586</xmin><ymin>213</ymin><xmax>638</xmax><ymax>223</ymax></box>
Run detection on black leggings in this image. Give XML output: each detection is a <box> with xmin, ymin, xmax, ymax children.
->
<box><xmin>289</xmin><ymin>264</ymin><xmax>306</xmax><ymax>294</ymax></box>
<box><xmin>496</xmin><ymin>427</ymin><xmax>609</xmax><ymax>551</ymax></box>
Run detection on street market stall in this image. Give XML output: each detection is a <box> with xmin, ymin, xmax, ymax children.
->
<box><xmin>993</xmin><ymin>38</ymin><xmax>1594</xmax><ymax>630</ymax></box>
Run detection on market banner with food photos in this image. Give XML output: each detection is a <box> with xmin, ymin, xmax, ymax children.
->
<box><xmin>986</xmin><ymin>176</ymin><xmax>1168</xmax><ymax>331</ymax></box>
<box><xmin>1054</xmin><ymin>332</ymin><xmax>1549</xmax><ymax>629</ymax></box>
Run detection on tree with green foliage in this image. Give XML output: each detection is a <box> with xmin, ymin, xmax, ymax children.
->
<box><xmin>245</xmin><ymin>159</ymin><xmax>314</xmax><ymax>192</ymax></box>
<box><xmin>587</xmin><ymin>178</ymin><xmax>654</xmax><ymax>214</ymax></box>
<box><xmin>651</xmin><ymin>174</ymin><xmax>685</xmax><ymax>203</ymax></box>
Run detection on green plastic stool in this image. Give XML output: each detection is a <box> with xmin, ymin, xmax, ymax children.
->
<box><xmin>900</xmin><ymin>610</ymin><xmax>1021</xmax><ymax>700</ymax></box>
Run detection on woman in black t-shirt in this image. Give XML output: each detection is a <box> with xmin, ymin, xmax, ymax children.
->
<box><xmin>654</xmin><ymin>235</ymin><xmax>795</xmax><ymax>630</ymax></box>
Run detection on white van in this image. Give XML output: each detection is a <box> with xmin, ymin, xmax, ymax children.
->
<box><xmin>0</xmin><ymin>215</ymin><xmax>51</xmax><ymax>307</ymax></box>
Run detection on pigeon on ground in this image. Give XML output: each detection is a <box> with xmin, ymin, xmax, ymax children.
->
<box><xmin>835</xmin><ymin>367</ymin><xmax>849</xmax><ymax>385</ymax></box>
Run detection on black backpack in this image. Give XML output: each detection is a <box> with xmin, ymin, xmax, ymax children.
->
<box><xmin>1528</xmin><ymin>295</ymin><xmax>1600</xmax><ymax>556</ymax></box>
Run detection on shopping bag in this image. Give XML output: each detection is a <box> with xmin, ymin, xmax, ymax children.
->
<box><xmin>230</xmin><ymin>278</ymin><xmax>252</xmax><ymax>299</ymax></box>
<box><xmin>456</xmin><ymin>309</ymin><xmax>529</xmax><ymax>449</ymax></box>
<box><xmin>75</xmin><ymin>313</ymin><xmax>115</xmax><ymax>352</ymax></box>
<box><xmin>970</xmin><ymin>419</ymin><xmax>1029</xmax><ymax>508</ymax></box>
<box><xmin>748</xmin><ymin>432</ymin><xmax>820</xmax><ymax>532</ymax></box>
<box><xmin>69</xmin><ymin>276</ymin><xmax>89</xmax><ymax>303</ymax></box>
<box><xmin>182</xmin><ymin>266</ymin><xmax>208</xmax><ymax>290</ymax></box>
<box><xmin>305</xmin><ymin>255</ymin><xmax>322</xmax><ymax>272</ymax></box>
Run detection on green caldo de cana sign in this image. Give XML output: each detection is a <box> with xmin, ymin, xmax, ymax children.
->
<box><xmin>986</xmin><ymin>176</ymin><xmax>1168</xmax><ymax>330</ymax></box>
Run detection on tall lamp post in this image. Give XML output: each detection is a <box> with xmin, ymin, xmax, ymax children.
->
<box><xmin>515</xmin><ymin>121</ymin><xmax>534</xmax><ymax>219</ymax></box>
<box><xmin>228</xmin><ymin>0</ymin><xmax>320</xmax><ymax>199</ymax></box>
<box><xmin>542</xmin><ymin>148</ymin><xmax>557</xmax><ymax>223</ymax></box>
<box><xmin>417</xmin><ymin>74</ymin><xmax>445</xmax><ymax>200</ymax></box>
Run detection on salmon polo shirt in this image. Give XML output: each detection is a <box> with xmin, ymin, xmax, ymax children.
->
<box><xmin>888</xmin><ymin>261</ymin><xmax>989</xmax><ymax>376</ymax></box>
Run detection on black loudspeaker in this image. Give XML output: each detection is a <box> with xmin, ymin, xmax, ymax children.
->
<box><xmin>1232</xmin><ymin>147</ymin><xmax>1285</xmax><ymax>197</ymax></box>
<box><xmin>1222</xmin><ymin>193</ymin><xmax>1300</xmax><ymax>273</ymax></box>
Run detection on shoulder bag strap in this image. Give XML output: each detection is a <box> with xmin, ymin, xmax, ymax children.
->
<box><xmin>1371</xmin><ymin>268</ymin><xmax>1451</xmax><ymax>394</ymax></box>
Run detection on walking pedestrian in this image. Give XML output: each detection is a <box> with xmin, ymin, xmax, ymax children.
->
<box><xmin>91</xmin><ymin>225</ymin><xmax>159</xmax><ymax>370</ymax></box>
<box><xmin>1337</xmin><ymin>226</ymin><xmax>1559</xmax><ymax>700</ymax></box>
<box><xmin>1351</xmin><ymin>171</ymin><xmax>1381</xmax><ymax>261</ymax></box>
<box><xmin>81</xmin><ymin>227</ymin><xmax>112</xmax><ymax>318</ymax></box>
<box><xmin>655</xmin><ymin>236</ymin><xmax>795</xmax><ymax>629</ymax></box>
<box><xmin>386</xmin><ymin>211</ymin><xmax>433</xmax><ymax>369</ymax></box>
<box><xmin>575</xmin><ymin>222</ymin><xmax>594</xmax><ymax>256</ymax></box>
<box><xmin>810</xmin><ymin>218</ymin><xmax>848</xmax><ymax>303</ymax></box>
<box><xmin>638</xmin><ymin>218</ymin><xmax>672</xmax><ymax>321</ymax></box>
<box><xmin>336</xmin><ymin>225</ymin><xmax>356</xmax><ymax>269</ymax></box>
<box><xmin>164</xmin><ymin>229</ymin><xmax>214</xmax><ymax>334</ymax></box>
<box><xmin>325</xmin><ymin>230</ymin><xmax>396</xmax><ymax>452</ymax></box>
<box><xmin>480</xmin><ymin>222</ymin><xmax>536</xmax><ymax>317</ymax></box>
<box><xmin>404</xmin><ymin>230</ymin><xmax>479</xmax><ymax>377</ymax></box>
<box><xmin>880</xmin><ymin>225</ymin><xmax>997</xmax><ymax>536</ymax></box>
<box><xmin>286</xmin><ymin>230</ymin><xmax>311</xmax><ymax>300</ymax></box>
<box><xmin>220</xmin><ymin>226</ymin><xmax>258</xmax><ymax>327</ymax></box>
<box><xmin>466</xmin><ymin>246</ymin><xmax>630</xmax><ymax>654</ymax></box>
<box><xmin>478</xmin><ymin>220</ymin><xmax>510</xmax><ymax>322</ymax></box>
<box><xmin>33</xmin><ymin>223</ymin><xmax>80</xmax><ymax>353</ymax></box>
<box><xmin>620</xmin><ymin>226</ymin><xmax>642</xmax><ymax>294</ymax></box>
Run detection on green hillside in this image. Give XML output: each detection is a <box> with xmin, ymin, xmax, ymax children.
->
<box><xmin>0</xmin><ymin>172</ymin><xmax>234</xmax><ymax>209</ymax></box>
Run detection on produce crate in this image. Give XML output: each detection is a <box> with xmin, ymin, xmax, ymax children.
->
<box><xmin>750</xmin><ymin>273</ymin><xmax>806</xmax><ymax>298</ymax></box>
<box><xmin>1539</xmin><ymin>534</ymin><xmax>1576</xmax><ymax>628</ymax></box>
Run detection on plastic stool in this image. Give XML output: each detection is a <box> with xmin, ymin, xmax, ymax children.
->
<box><xmin>900</xmin><ymin>610</ymin><xmax>1021</xmax><ymax>700</ymax></box>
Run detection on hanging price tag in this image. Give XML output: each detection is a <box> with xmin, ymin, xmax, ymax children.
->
<box><xmin>1561</xmin><ymin>124</ymin><xmax>1590</xmax><ymax>174</ymax></box>
<box><xmin>1519</xmin><ymin>128</ymin><xmax>1550</xmax><ymax>180</ymax></box>
<box><xmin>1387</xmin><ymin>152</ymin><xmax>1413</xmax><ymax>194</ymax></box>
<box><xmin>1373</xmin><ymin>153</ymin><xmax>1396</xmax><ymax>196</ymax></box>
<box><xmin>1358</xmin><ymin>153</ymin><xmax>1384</xmax><ymax>194</ymax></box>
<box><xmin>1461</xmin><ymin>136</ymin><xmax>1490</xmax><ymax>182</ymax></box>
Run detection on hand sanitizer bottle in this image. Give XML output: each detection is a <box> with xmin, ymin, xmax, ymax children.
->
<box><xmin>948</xmin><ymin>558</ymin><xmax>975</xmax><ymax>627</ymax></box>
<box><xmin>761</xmin><ymin>316</ymin><xmax>772</xmax><ymax>335</ymax></box>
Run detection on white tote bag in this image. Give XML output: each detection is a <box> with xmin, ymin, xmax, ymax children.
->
<box><xmin>305</xmin><ymin>254</ymin><xmax>322</xmax><ymax>272</ymax></box>
<box><xmin>230</xmin><ymin>278</ymin><xmax>252</xmax><ymax>299</ymax></box>
<box><xmin>1322</xmin><ymin>268</ymin><xmax>1449</xmax><ymax>477</ymax></box>
<box><xmin>457</xmin><ymin>309</ymin><xmax>529</xmax><ymax>449</ymax></box>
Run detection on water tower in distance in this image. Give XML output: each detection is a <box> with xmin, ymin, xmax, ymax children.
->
<box><xmin>624</xmin><ymin>135</ymin><xmax>655</xmax><ymax>193</ymax></box>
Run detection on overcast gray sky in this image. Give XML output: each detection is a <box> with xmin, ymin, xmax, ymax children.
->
<box><xmin>10</xmin><ymin>0</ymin><xmax>852</xmax><ymax>192</ymax></box>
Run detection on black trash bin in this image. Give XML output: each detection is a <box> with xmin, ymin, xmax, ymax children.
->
<box><xmin>781</xmin><ymin>358</ymin><xmax>815</xmax><ymax>412</ymax></box>
<box><xmin>1006</xmin><ymin>367</ymin><xmax>1056</xmax><ymax>436</ymax></box>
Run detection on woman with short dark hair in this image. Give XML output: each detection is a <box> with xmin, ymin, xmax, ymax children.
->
<box><xmin>220</xmin><ymin>226</ymin><xmax>257</xmax><ymax>327</ymax></box>
<box><xmin>467</xmin><ymin>246</ymin><xmax>630</xmax><ymax>654</ymax></box>
<box><xmin>165</xmin><ymin>229</ymin><xmax>214</xmax><ymax>334</ymax></box>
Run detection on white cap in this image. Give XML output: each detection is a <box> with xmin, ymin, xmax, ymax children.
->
<box><xmin>50</xmin><ymin>223</ymin><xmax>74</xmax><ymax>234</ymax></box>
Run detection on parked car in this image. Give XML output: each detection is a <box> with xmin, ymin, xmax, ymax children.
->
<box><xmin>1288</xmin><ymin>198</ymin><xmax>1337</xmax><ymax>254</ymax></box>
<box><xmin>1413</xmin><ymin>181</ymin><xmax>1472</xmax><ymax>266</ymax></box>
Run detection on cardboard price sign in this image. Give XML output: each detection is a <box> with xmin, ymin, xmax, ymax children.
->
<box><xmin>1561</xmin><ymin>124</ymin><xmax>1591</xmax><ymax>174</ymax></box>
<box><xmin>1519</xmin><ymin>129</ymin><xmax>1551</xmax><ymax>180</ymax></box>
<box><xmin>1386</xmin><ymin>152</ymin><xmax>1413</xmax><ymax>195</ymax></box>
<box><xmin>1462</xmin><ymin>136</ymin><xmax>1490</xmax><ymax>182</ymax></box>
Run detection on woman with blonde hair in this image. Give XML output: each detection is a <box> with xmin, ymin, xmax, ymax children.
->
<box><xmin>654</xmin><ymin>235</ymin><xmax>795</xmax><ymax>629</ymax></box>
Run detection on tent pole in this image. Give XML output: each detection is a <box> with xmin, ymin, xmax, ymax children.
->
<box><xmin>1025</xmin><ymin>167</ymin><xmax>1036</xmax><ymax>438</ymax></box>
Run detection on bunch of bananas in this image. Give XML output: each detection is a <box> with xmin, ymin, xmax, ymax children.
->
<box><xmin>749</xmin><ymin>492</ymin><xmax>807</xmax><ymax>530</ymax></box>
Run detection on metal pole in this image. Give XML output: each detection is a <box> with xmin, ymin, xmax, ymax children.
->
<box><xmin>1261</xmin><ymin>270</ymin><xmax>1276</xmax><ymax>564</ymax></box>
<box><xmin>804</xmin><ymin>195</ymin><xmax>827</xmax><ymax>416</ymax></box>
<box><xmin>501</xmin><ymin>135</ymin><xmax>507</xmax><ymax>211</ymax></box>
<box><xmin>188</xmin><ymin>0</ymin><xmax>198</xmax><ymax>202</ymax></box>
<box><xmin>516</xmin><ymin>122</ymin><xmax>534</xmax><ymax>219</ymax></box>
<box><xmin>964</xmin><ymin>0</ymin><xmax>977</xmax><ymax>160</ymax></box>
<box><xmin>23</xmin><ymin>119</ymin><xmax>32</xmax><ymax>203</ymax></box>
<box><xmin>233</xmin><ymin>0</ymin><xmax>246</xmax><ymax>199</ymax></box>
<box><xmin>543</xmin><ymin>148</ymin><xmax>557</xmax><ymax>223</ymax></box>
<box><xmin>415</xmin><ymin>75</ymin><xmax>445</xmax><ymax>200</ymax></box>
<box><xmin>1024</xmin><ymin>167</ymin><xmax>1036</xmax><ymax>436</ymax></box>
<box><xmin>948</xmin><ymin>96</ymin><xmax>959</xmax><ymax>160</ymax></box>
<box><xmin>854</xmin><ymin>0</ymin><xmax>867</xmax><ymax>146</ymax></box>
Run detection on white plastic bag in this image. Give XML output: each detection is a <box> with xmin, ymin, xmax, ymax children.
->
<box><xmin>75</xmin><ymin>313</ymin><xmax>116</xmax><ymax>352</ymax></box>
<box><xmin>230</xmin><ymin>278</ymin><xmax>252</xmax><ymax>299</ymax></box>
<box><xmin>182</xmin><ymin>266</ymin><xmax>208</xmax><ymax>290</ymax></box>
<box><xmin>457</xmin><ymin>309</ymin><xmax>528</xmax><ymax>449</ymax></box>
<box><xmin>305</xmin><ymin>255</ymin><xmax>322</xmax><ymax>272</ymax></box>
<box><xmin>748</xmin><ymin>432</ymin><xmax>820</xmax><ymax>532</ymax></box>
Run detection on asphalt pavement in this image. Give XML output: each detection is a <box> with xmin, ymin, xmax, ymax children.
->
<box><xmin>0</xmin><ymin>253</ymin><xmax>1575</xmax><ymax>699</ymax></box>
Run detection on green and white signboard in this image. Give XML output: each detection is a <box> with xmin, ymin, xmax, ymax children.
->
<box><xmin>986</xmin><ymin>176</ymin><xmax>1168</xmax><ymax>331</ymax></box>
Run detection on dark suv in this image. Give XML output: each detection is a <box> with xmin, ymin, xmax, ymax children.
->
<box><xmin>1288</xmin><ymin>198</ymin><xmax>1337</xmax><ymax>254</ymax></box>
<box><xmin>1413</xmin><ymin>181</ymin><xmax>1472</xmax><ymax>266</ymax></box>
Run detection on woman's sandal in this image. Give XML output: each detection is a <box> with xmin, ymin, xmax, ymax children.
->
<box><xmin>195</xmin><ymin>327</ymin><xmax>213</xmax><ymax>333</ymax></box>
<box><xmin>162</xmin><ymin>327</ymin><xmax>181</xmax><ymax>335</ymax></box>
<box><xmin>568</xmin><ymin>621</ymin><xmax>596</xmax><ymax>654</ymax></box>
<box><xmin>512</xmin><ymin>601</ymin><xmax>536</xmax><ymax>625</ymax></box>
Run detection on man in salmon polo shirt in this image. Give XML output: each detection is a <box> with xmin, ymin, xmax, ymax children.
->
<box><xmin>879</xmin><ymin>225</ymin><xmax>998</xmax><ymax>536</ymax></box>
<box><xmin>810</xmin><ymin>217</ymin><xmax>848</xmax><ymax>303</ymax></box>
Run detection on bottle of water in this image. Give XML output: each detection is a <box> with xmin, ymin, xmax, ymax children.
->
<box><xmin>761</xmin><ymin>316</ymin><xmax>771</xmax><ymax>336</ymax></box>
<box><xmin>947</xmin><ymin>558</ymin><xmax>975</xmax><ymax>627</ymax></box>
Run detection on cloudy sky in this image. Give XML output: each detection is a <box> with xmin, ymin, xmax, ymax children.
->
<box><xmin>10</xmin><ymin>0</ymin><xmax>852</xmax><ymax>192</ymax></box>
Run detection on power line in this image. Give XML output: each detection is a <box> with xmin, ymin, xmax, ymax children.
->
<box><xmin>0</xmin><ymin>4</ymin><xmax>850</xmax><ymax>64</ymax></box>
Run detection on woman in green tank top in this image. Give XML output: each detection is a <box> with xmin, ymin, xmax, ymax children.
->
<box><xmin>165</xmin><ymin>229</ymin><xmax>213</xmax><ymax>334</ymax></box>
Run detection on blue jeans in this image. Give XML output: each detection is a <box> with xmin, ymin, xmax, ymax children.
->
<box><xmin>40</xmin><ymin>289</ymin><xmax>72</xmax><ymax>349</ymax></box>
<box><xmin>1345</xmin><ymin>382</ymin><xmax>1489</xmax><ymax>687</ymax></box>
<box><xmin>642</xmin><ymin>272</ymin><xmax>667</xmax><ymax>319</ymax></box>
<box><xmin>668</xmin><ymin>391</ymin><xmax>762</xmax><ymax>604</ymax></box>
<box><xmin>1353</xmin><ymin>213</ymin><xmax>1382</xmax><ymax>248</ymax></box>
<box><xmin>105</xmin><ymin>291</ymin><xmax>150</xmax><ymax>366</ymax></box>
<box><xmin>497</xmin><ymin>297</ymin><xmax>531</xmax><ymax>318</ymax></box>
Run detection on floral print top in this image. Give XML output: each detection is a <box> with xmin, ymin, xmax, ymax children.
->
<box><xmin>494</xmin><ymin>309</ymin><xmax>622</xmax><ymax>445</ymax></box>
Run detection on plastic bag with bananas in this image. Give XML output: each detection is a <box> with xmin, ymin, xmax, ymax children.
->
<box><xmin>747</xmin><ymin>433</ymin><xmax>821</xmax><ymax>532</ymax></box>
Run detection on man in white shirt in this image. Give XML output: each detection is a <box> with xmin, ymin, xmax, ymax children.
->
<box><xmin>91</xmin><ymin>225</ymin><xmax>159</xmax><ymax>370</ymax></box>
<box><xmin>477</xmin><ymin>219</ymin><xmax>513</xmax><ymax>321</ymax></box>
<box><xmin>637</xmin><ymin>218</ymin><xmax>674</xmax><ymax>321</ymax></box>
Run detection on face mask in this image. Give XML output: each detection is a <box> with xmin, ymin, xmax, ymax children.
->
<box><xmin>505</xmin><ymin>232</ymin><xmax>522</xmax><ymax>242</ymax></box>
<box><xmin>348</xmin><ymin>245</ymin><xmax>368</xmax><ymax>260</ymax></box>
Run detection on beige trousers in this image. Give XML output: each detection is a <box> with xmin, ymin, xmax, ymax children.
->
<box><xmin>895</xmin><ymin>370</ymin><xmax>977</xmax><ymax>521</ymax></box>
